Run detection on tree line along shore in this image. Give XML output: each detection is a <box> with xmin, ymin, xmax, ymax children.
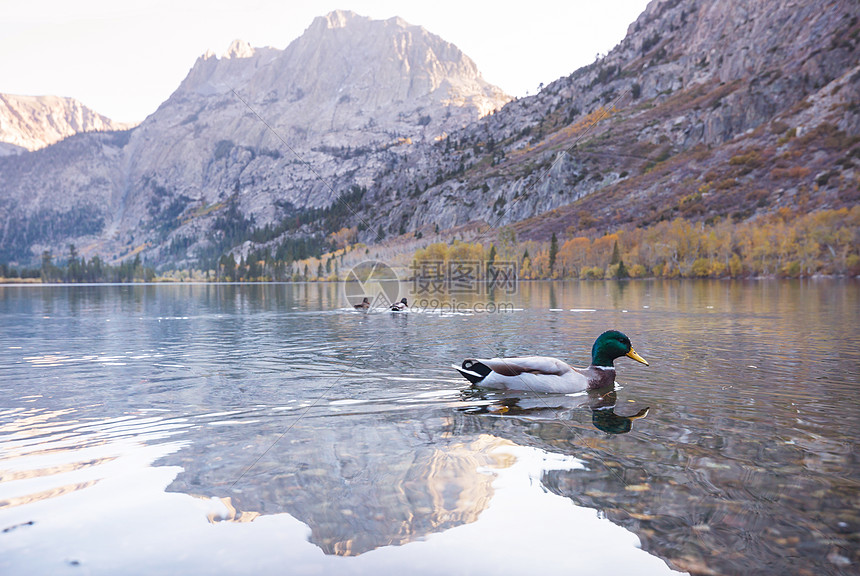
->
<box><xmin>1</xmin><ymin>207</ymin><xmax>857</xmax><ymax>283</ymax></box>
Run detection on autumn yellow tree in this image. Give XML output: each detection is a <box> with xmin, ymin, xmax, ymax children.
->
<box><xmin>558</xmin><ymin>237</ymin><xmax>590</xmax><ymax>278</ymax></box>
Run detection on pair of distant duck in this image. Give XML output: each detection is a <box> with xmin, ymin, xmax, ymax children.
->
<box><xmin>353</xmin><ymin>297</ymin><xmax>408</xmax><ymax>311</ymax></box>
<box><xmin>354</xmin><ymin>296</ymin><xmax>648</xmax><ymax>394</ymax></box>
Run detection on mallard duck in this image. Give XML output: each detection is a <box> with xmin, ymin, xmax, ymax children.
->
<box><xmin>353</xmin><ymin>297</ymin><xmax>370</xmax><ymax>310</ymax></box>
<box><xmin>390</xmin><ymin>297</ymin><xmax>408</xmax><ymax>312</ymax></box>
<box><xmin>453</xmin><ymin>330</ymin><xmax>648</xmax><ymax>393</ymax></box>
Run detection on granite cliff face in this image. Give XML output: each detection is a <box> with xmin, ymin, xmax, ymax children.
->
<box><xmin>0</xmin><ymin>94</ymin><xmax>132</xmax><ymax>156</ymax></box>
<box><xmin>351</xmin><ymin>0</ymin><xmax>859</xmax><ymax>241</ymax></box>
<box><xmin>0</xmin><ymin>10</ymin><xmax>509</xmax><ymax>265</ymax></box>
<box><xmin>1</xmin><ymin>1</ymin><xmax>857</xmax><ymax>267</ymax></box>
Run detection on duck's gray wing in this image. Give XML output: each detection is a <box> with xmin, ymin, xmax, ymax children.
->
<box><xmin>478</xmin><ymin>356</ymin><xmax>572</xmax><ymax>376</ymax></box>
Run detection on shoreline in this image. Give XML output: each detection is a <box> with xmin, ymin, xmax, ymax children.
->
<box><xmin>1</xmin><ymin>275</ymin><xmax>857</xmax><ymax>287</ymax></box>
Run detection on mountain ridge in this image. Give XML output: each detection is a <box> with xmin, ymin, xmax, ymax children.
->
<box><xmin>0</xmin><ymin>93</ymin><xmax>134</xmax><ymax>155</ymax></box>
<box><xmin>0</xmin><ymin>1</ymin><xmax>857</xmax><ymax>269</ymax></box>
<box><xmin>345</xmin><ymin>0</ymin><xmax>858</xmax><ymax>242</ymax></box>
<box><xmin>0</xmin><ymin>10</ymin><xmax>510</xmax><ymax>265</ymax></box>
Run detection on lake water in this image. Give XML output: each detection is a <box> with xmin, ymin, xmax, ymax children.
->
<box><xmin>0</xmin><ymin>280</ymin><xmax>857</xmax><ymax>575</ymax></box>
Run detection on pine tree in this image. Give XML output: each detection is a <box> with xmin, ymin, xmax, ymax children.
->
<box><xmin>610</xmin><ymin>240</ymin><xmax>621</xmax><ymax>266</ymax></box>
<box><xmin>549</xmin><ymin>233</ymin><xmax>559</xmax><ymax>274</ymax></box>
<box><xmin>67</xmin><ymin>244</ymin><xmax>81</xmax><ymax>282</ymax></box>
<box><xmin>41</xmin><ymin>250</ymin><xmax>54</xmax><ymax>282</ymax></box>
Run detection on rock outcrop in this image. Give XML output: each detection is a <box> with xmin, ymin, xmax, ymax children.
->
<box><xmin>351</xmin><ymin>0</ymin><xmax>859</xmax><ymax>242</ymax></box>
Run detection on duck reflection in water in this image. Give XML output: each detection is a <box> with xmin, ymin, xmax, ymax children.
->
<box><xmin>459</xmin><ymin>387</ymin><xmax>649</xmax><ymax>435</ymax></box>
<box><xmin>587</xmin><ymin>389</ymin><xmax>649</xmax><ymax>434</ymax></box>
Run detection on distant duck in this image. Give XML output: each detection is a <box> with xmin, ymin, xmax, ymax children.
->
<box><xmin>453</xmin><ymin>330</ymin><xmax>649</xmax><ymax>394</ymax></box>
<box><xmin>390</xmin><ymin>298</ymin><xmax>408</xmax><ymax>312</ymax></box>
<box><xmin>354</xmin><ymin>297</ymin><xmax>370</xmax><ymax>310</ymax></box>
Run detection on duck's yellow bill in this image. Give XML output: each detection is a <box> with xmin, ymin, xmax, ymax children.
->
<box><xmin>626</xmin><ymin>349</ymin><xmax>649</xmax><ymax>366</ymax></box>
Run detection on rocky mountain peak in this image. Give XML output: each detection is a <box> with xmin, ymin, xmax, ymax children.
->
<box><xmin>314</xmin><ymin>9</ymin><xmax>363</xmax><ymax>29</ymax></box>
<box><xmin>171</xmin><ymin>10</ymin><xmax>508</xmax><ymax>131</ymax></box>
<box><xmin>272</xmin><ymin>11</ymin><xmax>504</xmax><ymax>122</ymax></box>
<box><xmin>0</xmin><ymin>93</ymin><xmax>134</xmax><ymax>155</ymax></box>
<box><xmin>223</xmin><ymin>39</ymin><xmax>254</xmax><ymax>59</ymax></box>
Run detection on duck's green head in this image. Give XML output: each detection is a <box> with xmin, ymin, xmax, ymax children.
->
<box><xmin>591</xmin><ymin>330</ymin><xmax>649</xmax><ymax>367</ymax></box>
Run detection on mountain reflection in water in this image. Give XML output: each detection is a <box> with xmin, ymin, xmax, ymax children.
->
<box><xmin>178</xmin><ymin>415</ymin><xmax>505</xmax><ymax>557</ymax></box>
<box><xmin>168</xmin><ymin>388</ymin><xmax>651</xmax><ymax>556</ymax></box>
<box><xmin>0</xmin><ymin>407</ymin><xmax>679</xmax><ymax>575</ymax></box>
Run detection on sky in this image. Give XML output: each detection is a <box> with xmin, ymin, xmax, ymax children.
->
<box><xmin>0</xmin><ymin>0</ymin><xmax>651</xmax><ymax>124</ymax></box>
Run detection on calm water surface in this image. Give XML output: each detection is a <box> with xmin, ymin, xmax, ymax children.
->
<box><xmin>0</xmin><ymin>280</ymin><xmax>857</xmax><ymax>575</ymax></box>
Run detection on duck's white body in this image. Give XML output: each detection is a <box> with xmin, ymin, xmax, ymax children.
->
<box><xmin>453</xmin><ymin>356</ymin><xmax>616</xmax><ymax>394</ymax></box>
